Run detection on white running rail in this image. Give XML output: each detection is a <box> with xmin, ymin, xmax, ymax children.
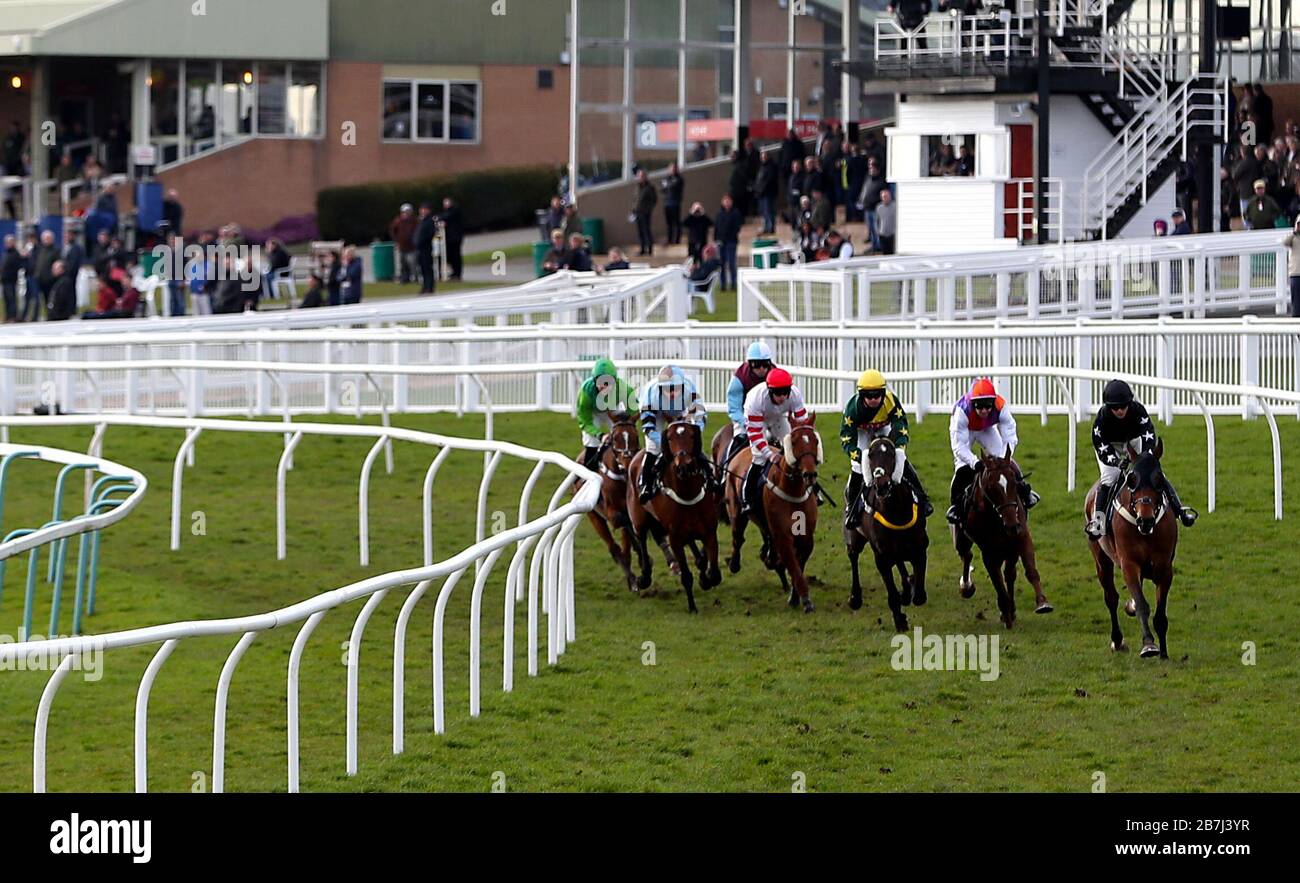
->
<box><xmin>0</xmin><ymin>414</ymin><xmax>600</xmax><ymax>793</ymax></box>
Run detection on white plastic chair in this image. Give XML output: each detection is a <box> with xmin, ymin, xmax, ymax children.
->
<box><xmin>687</xmin><ymin>269</ymin><xmax>719</xmax><ymax>314</ymax></box>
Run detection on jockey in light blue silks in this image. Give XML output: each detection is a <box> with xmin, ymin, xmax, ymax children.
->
<box><xmin>637</xmin><ymin>365</ymin><xmax>716</xmax><ymax>503</ymax></box>
<box><xmin>721</xmin><ymin>341</ymin><xmax>777</xmax><ymax>467</ymax></box>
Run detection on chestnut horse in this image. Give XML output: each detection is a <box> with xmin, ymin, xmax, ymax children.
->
<box><xmin>845</xmin><ymin>437</ymin><xmax>929</xmax><ymax>631</ymax></box>
<box><xmin>1084</xmin><ymin>440</ymin><xmax>1179</xmax><ymax>658</ymax></box>
<box><xmin>722</xmin><ymin>419</ymin><xmax>823</xmax><ymax>611</ymax></box>
<box><xmin>626</xmin><ymin>421</ymin><xmax>722</xmax><ymax>613</ymax></box>
<box><xmin>577</xmin><ymin>416</ymin><xmax>643</xmax><ymax>592</ymax></box>
<box><xmin>953</xmin><ymin>449</ymin><xmax>1052</xmax><ymax>629</ymax></box>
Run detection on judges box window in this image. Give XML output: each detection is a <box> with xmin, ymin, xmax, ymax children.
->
<box><xmin>924</xmin><ymin>134</ymin><xmax>976</xmax><ymax>177</ymax></box>
<box><xmin>383</xmin><ymin>79</ymin><xmax>480</xmax><ymax>143</ymax></box>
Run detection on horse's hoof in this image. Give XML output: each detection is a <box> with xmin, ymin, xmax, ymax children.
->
<box><xmin>636</xmin><ymin>573</ymin><xmax>652</xmax><ymax>591</ymax></box>
<box><xmin>727</xmin><ymin>556</ymin><xmax>740</xmax><ymax>574</ymax></box>
<box><xmin>848</xmin><ymin>594</ymin><xmax>862</xmax><ymax>611</ymax></box>
<box><xmin>1139</xmin><ymin>643</ymin><xmax>1160</xmax><ymax>658</ymax></box>
<box><xmin>688</xmin><ymin>605</ymin><xmax>699</xmax><ymax>614</ymax></box>
<box><xmin>900</xmin><ymin>591</ymin><xmax>913</xmax><ymax>607</ymax></box>
<box><xmin>893</xmin><ymin>616</ymin><xmax>909</xmax><ymax>633</ymax></box>
<box><xmin>1002</xmin><ymin>615</ymin><xmax>1015</xmax><ymax>629</ymax></box>
<box><xmin>912</xmin><ymin>588</ymin><xmax>927</xmax><ymax>607</ymax></box>
<box><xmin>1125</xmin><ymin>599</ymin><xmax>1136</xmax><ymax>617</ymax></box>
<box><xmin>1110</xmin><ymin>640</ymin><xmax>1127</xmax><ymax>652</ymax></box>
<box><xmin>1035</xmin><ymin>601</ymin><xmax>1054</xmax><ymax>614</ymax></box>
<box><xmin>802</xmin><ymin>598</ymin><xmax>815</xmax><ymax>613</ymax></box>
<box><xmin>959</xmin><ymin>581</ymin><xmax>976</xmax><ymax>600</ymax></box>
<box><xmin>787</xmin><ymin>591</ymin><xmax>799</xmax><ymax>608</ymax></box>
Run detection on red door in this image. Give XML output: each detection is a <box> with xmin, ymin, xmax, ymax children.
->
<box><xmin>1004</xmin><ymin>123</ymin><xmax>1035</xmax><ymax>240</ymax></box>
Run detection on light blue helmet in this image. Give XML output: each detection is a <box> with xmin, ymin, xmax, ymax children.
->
<box><xmin>746</xmin><ymin>341</ymin><xmax>774</xmax><ymax>362</ymax></box>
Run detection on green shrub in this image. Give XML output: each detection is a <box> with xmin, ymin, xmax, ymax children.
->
<box><xmin>317</xmin><ymin>165</ymin><xmax>560</xmax><ymax>244</ymax></box>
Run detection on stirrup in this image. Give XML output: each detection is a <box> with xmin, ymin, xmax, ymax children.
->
<box><xmin>1024</xmin><ymin>490</ymin><xmax>1041</xmax><ymax>509</ymax></box>
<box><xmin>1178</xmin><ymin>506</ymin><xmax>1198</xmax><ymax>526</ymax></box>
<box><xmin>1085</xmin><ymin>514</ymin><xmax>1105</xmax><ymax>538</ymax></box>
<box><xmin>946</xmin><ymin>505</ymin><xmax>961</xmax><ymax>525</ymax></box>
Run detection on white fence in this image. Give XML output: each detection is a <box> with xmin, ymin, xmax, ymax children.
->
<box><xmin>0</xmin><ymin>414</ymin><xmax>599</xmax><ymax>793</ymax></box>
<box><xmin>1</xmin><ymin>318</ymin><xmax>1297</xmax><ymax>430</ymax></box>
<box><xmin>739</xmin><ymin>230</ymin><xmax>1293</xmax><ymax>323</ymax></box>
<box><xmin>0</xmin><ymin>266</ymin><xmax>689</xmax><ymax>337</ymax></box>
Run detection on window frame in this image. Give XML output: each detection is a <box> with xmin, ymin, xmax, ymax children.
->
<box><xmin>381</xmin><ymin>77</ymin><xmax>482</xmax><ymax>145</ymax></box>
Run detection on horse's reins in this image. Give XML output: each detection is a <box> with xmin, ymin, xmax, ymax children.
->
<box><xmin>600</xmin><ymin>425</ymin><xmax>637</xmax><ymax>482</ymax></box>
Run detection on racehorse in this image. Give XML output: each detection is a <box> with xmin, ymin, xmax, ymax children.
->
<box><xmin>576</xmin><ymin>415</ymin><xmax>643</xmax><ymax>592</ymax></box>
<box><xmin>1084</xmin><ymin>440</ymin><xmax>1179</xmax><ymax>658</ymax></box>
<box><xmin>952</xmin><ymin>449</ymin><xmax>1052</xmax><ymax>629</ymax></box>
<box><xmin>626</xmin><ymin>421</ymin><xmax>722</xmax><ymax>613</ymax></box>
<box><xmin>845</xmin><ymin>437</ymin><xmax>928</xmax><ymax>632</ymax></box>
<box><xmin>721</xmin><ymin>420</ymin><xmax>823</xmax><ymax>611</ymax></box>
<box><xmin>710</xmin><ymin>422</ymin><xmax>737</xmax><ymax>525</ymax></box>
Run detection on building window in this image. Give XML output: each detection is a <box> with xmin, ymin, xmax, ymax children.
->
<box><xmin>924</xmin><ymin>134</ymin><xmax>975</xmax><ymax>177</ymax></box>
<box><xmin>258</xmin><ymin>63</ymin><xmax>288</xmax><ymax>135</ymax></box>
<box><xmin>383</xmin><ymin>78</ymin><xmax>481</xmax><ymax>143</ymax></box>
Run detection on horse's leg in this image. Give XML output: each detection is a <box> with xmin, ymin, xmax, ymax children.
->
<box><xmin>955</xmin><ymin>528</ymin><xmax>976</xmax><ymax>599</ymax></box>
<box><xmin>649</xmin><ymin>518</ymin><xmax>679</xmax><ymax>576</ymax></box>
<box><xmin>1002</xmin><ymin>555</ymin><xmax>1019</xmax><ymax>624</ymax></box>
<box><xmin>875</xmin><ymin>551</ymin><xmax>909</xmax><ymax>632</ymax></box>
<box><xmin>791</xmin><ymin>536</ymin><xmax>815</xmax><ymax>612</ymax></box>
<box><xmin>701</xmin><ymin>525</ymin><xmax>722</xmax><ymax>590</ymax></box>
<box><xmin>588</xmin><ymin>510</ymin><xmax>627</xmax><ymax>579</ymax></box>
<box><xmin>1019</xmin><ymin>533</ymin><xmax>1052</xmax><ymax>613</ymax></box>
<box><xmin>910</xmin><ymin>543</ymin><xmax>928</xmax><ymax>607</ymax></box>
<box><xmin>846</xmin><ymin>531</ymin><xmax>865</xmax><ymax>610</ymax></box>
<box><xmin>1121</xmin><ymin>560</ymin><xmax>1158</xmax><ymax>657</ymax></box>
<box><xmin>895</xmin><ymin>560</ymin><xmax>913</xmax><ymax>606</ymax></box>
<box><xmin>1094</xmin><ymin>547</ymin><xmax>1125</xmax><ymax>651</ymax></box>
<box><xmin>727</xmin><ymin>507</ymin><xmax>749</xmax><ymax>574</ymax></box>
<box><xmin>669</xmin><ymin>534</ymin><xmax>697</xmax><ymax>614</ymax></box>
<box><xmin>618</xmin><ymin>527</ymin><xmax>636</xmax><ymax>591</ymax></box>
<box><xmin>629</xmin><ymin>512</ymin><xmax>654</xmax><ymax>592</ymax></box>
<box><xmin>1153</xmin><ymin>564</ymin><xmax>1173</xmax><ymax>660</ymax></box>
<box><xmin>982</xmin><ymin>548</ymin><xmax>1014</xmax><ymax>629</ymax></box>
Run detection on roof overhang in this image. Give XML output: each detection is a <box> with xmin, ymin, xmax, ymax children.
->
<box><xmin>0</xmin><ymin>0</ymin><xmax>328</xmax><ymax>59</ymax></box>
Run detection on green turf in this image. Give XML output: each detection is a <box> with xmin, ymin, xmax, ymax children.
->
<box><xmin>0</xmin><ymin>410</ymin><xmax>1297</xmax><ymax>793</ymax></box>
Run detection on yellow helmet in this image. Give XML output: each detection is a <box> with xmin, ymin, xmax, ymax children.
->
<box><xmin>856</xmin><ymin>369</ymin><xmax>886</xmax><ymax>391</ymax></box>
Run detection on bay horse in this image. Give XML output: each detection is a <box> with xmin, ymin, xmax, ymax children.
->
<box><xmin>953</xmin><ymin>449</ymin><xmax>1052</xmax><ymax>629</ymax></box>
<box><xmin>845</xmin><ymin>437</ymin><xmax>928</xmax><ymax>631</ymax></box>
<box><xmin>1084</xmin><ymin>440</ymin><xmax>1178</xmax><ymax>658</ymax></box>
<box><xmin>711</xmin><ymin>422</ymin><xmax>738</xmax><ymax>525</ymax></box>
<box><xmin>576</xmin><ymin>415</ymin><xmax>642</xmax><ymax>592</ymax></box>
<box><xmin>721</xmin><ymin>419</ymin><xmax>823</xmax><ymax>611</ymax></box>
<box><xmin>626</xmin><ymin>421</ymin><xmax>722</xmax><ymax>613</ymax></box>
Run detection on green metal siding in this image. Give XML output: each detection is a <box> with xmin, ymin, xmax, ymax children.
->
<box><xmin>328</xmin><ymin>0</ymin><xmax>569</xmax><ymax>64</ymax></box>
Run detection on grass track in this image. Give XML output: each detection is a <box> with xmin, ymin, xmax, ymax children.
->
<box><xmin>0</xmin><ymin>411</ymin><xmax>1297</xmax><ymax>792</ymax></box>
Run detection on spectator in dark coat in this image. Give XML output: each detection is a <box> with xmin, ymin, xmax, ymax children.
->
<box><xmin>213</xmin><ymin>258</ymin><xmax>249</xmax><ymax>313</ymax></box>
<box><xmin>728</xmin><ymin>150</ymin><xmax>751</xmax><ymax>217</ymax></box>
<box><xmin>1170</xmin><ymin>208</ymin><xmax>1192</xmax><ymax>235</ymax></box>
<box><xmin>601</xmin><ymin>247</ymin><xmax>631</xmax><ymax>272</ymax></box>
<box><xmin>162</xmin><ymin>189</ymin><xmax>184</xmax><ymax>234</ymax></box>
<box><xmin>33</xmin><ymin>230</ymin><xmax>58</xmax><ymax>319</ymax></box>
<box><xmin>564</xmin><ymin>233</ymin><xmax>592</xmax><ymax>272</ymax></box>
<box><xmin>689</xmin><ymin>243</ymin><xmax>722</xmax><ymax>289</ymax></box>
<box><xmin>300</xmin><ymin>273</ymin><xmax>325</xmax><ymax>308</ymax></box>
<box><xmin>845</xmin><ymin>144</ymin><xmax>868</xmax><ymax>222</ymax></box>
<box><xmin>438</xmin><ymin>197</ymin><xmax>464</xmax><ymax>280</ymax></box>
<box><xmin>778</xmin><ymin>129</ymin><xmax>806</xmax><ymax>191</ymax></box>
<box><xmin>754</xmin><ymin>152</ymin><xmax>779</xmax><ymax>234</ymax></box>
<box><xmin>323</xmin><ymin>250</ymin><xmax>344</xmax><ymax>306</ymax></box>
<box><xmin>60</xmin><ymin>228</ymin><xmax>84</xmax><ymax>279</ymax></box>
<box><xmin>415</xmin><ymin>203</ymin><xmax>437</xmax><ymax>293</ymax></box>
<box><xmin>340</xmin><ymin>246</ymin><xmax>364</xmax><ymax>304</ymax></box>
<box><xmin>661</xmin><ymin>162</ymin><xmax>684</xmax><ymax>245</ymax></box>
<box><xmin>0</xmin><ymin>234</ymin><xmax>20</xmax><ymax>321</ymax></box>
<box><xmin>46</xmin><ymin>261</ymin><xmax>77</xmax><ymax>321</ymax></box>
<box><xmin>714</xmin><ymin>194</ymin><xmax>743</xmax><ymax>291</ymax></box>
<box><xmin>683</xmin><ymin>201</ymin><xmax>713</xmax><ymax>263</ymax></box>
<box><xmin>541</xmin><ymin>229</ymin><xmax>568</xmax><ymax>275</ymax></box>
<box><xmin>632</xmin><ymin>170</ymin><xmax>657</xmax><ymax>255</ymax></box>
<box><xmin>857</xmin><ymin>158</ymin><xmax>887</xmax><ymax>252</ymax></box>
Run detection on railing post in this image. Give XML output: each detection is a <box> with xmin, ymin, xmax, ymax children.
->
<box><xmin>1075</xmin><ymin>319</ymin><xmax>1093</xmax><ymax>421</ymax></box>
<box><xmin>1241</xmin><ymin>316</ymin><xmax>1260</xmax><ymax>420</ymax></box>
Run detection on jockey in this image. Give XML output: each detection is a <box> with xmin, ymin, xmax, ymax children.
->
<box><xmin>946</xmin><ymin>377</ymin><xmax>1040</xmax><ymax>524</ymax></box>
<box><xmin>1086</xmin><ymin>378</ymin><xmax>1198</xmax><ymax>538</ymax></box>
<box><xmin>637</xmin><ymin>365</ymin><xmax>716</xmax><ymax>503</ymax></box>
<box><xmin>576</xmin><ymin>357</ymin><xmax>639</xmax><ymax>470</ymax></box>
<box><xmin>840</xmin><ymin>369</ymin><xmax>932</xmax><ymax>528</ymax></box>
<box><xmin>723</xmin><ymin>341</ymin><xmax>777</xmax><ymax>466</ymax></box>
<box><xmin>739</xmin><ymin>367</ymin><xmax>810</xmax><ymax>516</ymax></box>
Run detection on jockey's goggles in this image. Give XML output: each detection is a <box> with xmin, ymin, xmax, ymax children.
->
<box><xmin>769</xmin><ymin>386</ymin><xmax>791</xmax><ymax>397</ymax></box>
<box><xmin>972</xmin><ymin>398</ymin><xmax>995</xmax><ymax>410</ymax></box>
<box><xmin>859</xmin><ymin>388</ymin><xmax>884</xmax><ymax>400</ymax></box>
<box><xmin>748</xmin><ymin>360</ymin><xmax>772</xmax><ymax>371</ymax></box>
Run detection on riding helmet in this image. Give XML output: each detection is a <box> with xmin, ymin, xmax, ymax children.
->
<box><xmin>969</xmin><ymin>377</ymin><xmax>997</xmax><ymax>402</ymax></box>
<box><xmin>766</xmin><ymin>368</ymin><xmax>793</xmax><ymax>394</ymax></box>
<box><xmin>746</xmin><ymin>341</ymin><xmax>774</xmax><ymax>363</ymax></box>
<box><xmin>1103</xmin><ymin>379</ymin><xmax>1134</xmax><ymax>407</ymax></box>
<box><xmin>856</xmin><ymin>369</ymin><xmax>886</xmax><ymax>393</ymax></box>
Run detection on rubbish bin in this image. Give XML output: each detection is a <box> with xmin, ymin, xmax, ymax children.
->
<box><xmin>581</xmin><ymin>217</ymin><xmax>604</xmax><ymax>255</ymax></box>
<box><xmin>371</xmin><ymin>241</ymin><xmax>395</xmax><ymax>282</ymax></box>
<box><xmin>533</xmin><ymin>240</ymin><xmax>551</xmax><ymax>278</ymax></box>
<box><xmin>752</xmin><ymin>237</ymin><xmax>778</xmax><ymax>268</ymax></box>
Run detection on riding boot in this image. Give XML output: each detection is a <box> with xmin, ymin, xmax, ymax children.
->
<box><xmin>1163</xmin><ymin>478</ymin><xmax>1198</xmax><ymax>527</ymax></box>
<box><xmin>844</xmin><ymin>471</ymin><xmax>864</xmax><ymax>530</ymax></box>
<box><xmin>1017</xmin><ymin>475</ymin><xmax>1040</xmax><ymax>510</ymax></box>
<box><xmin>742</xmin><ymin>460</ymin><xmax>763</xmax><ymax>514</ymax></box>
<box><xmin>1087</xmin><ymin>481</ymin><xmax>1114</xmax><ymax>538</ymax></box>
<box><xmin>947</xmin><ymin>465</ymin><xmax>974</xmax><ymax>525</ymax></box>
<box><xmin>582</xmin><ymin>446</ymin><xmax>600</xmax><ymax>471</ymax></box>
<box><xmin>903</xmin><ymin>459</ymin><xmax>934</xmax><ymax>518</ymax></box>
<box><xmin>638</xmin><ymin>452</ymin><xmax>659</xmax><ymax>503</ymax></box>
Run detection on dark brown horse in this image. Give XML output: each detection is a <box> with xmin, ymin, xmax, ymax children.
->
<box><xmin>1085</xmin><ymin>440</ymin><xmax>1179</xmax><ymax>658</ymax></box>
<box><xmin>626</xmin><ymin>421</ymin><xmax>722</xmax><ymax>613</ymax></box>
<box><xmin>953</xmin><ymin>449</ymin><xmax>1052</xmax><ymax>629</ymax></box>
<box><xmin>846</xmin><ymin>437</ymin><xmax>928</xmax><ymax>631</ymax></box>
<box><xmin>577</xmin><ymin>416</ymin><xmax>642</xmax><ymax>592</ymax></box>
